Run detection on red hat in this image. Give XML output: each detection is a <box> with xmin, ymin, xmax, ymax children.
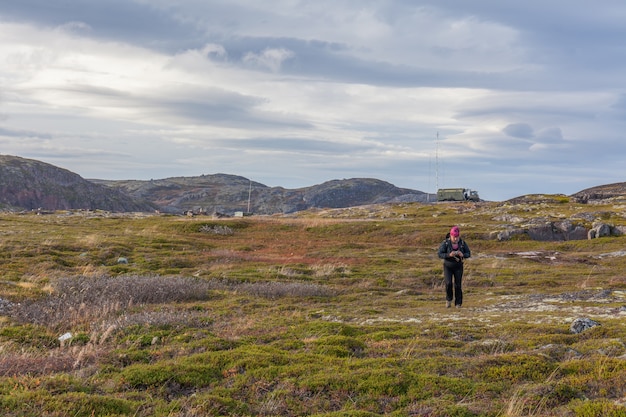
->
<box><xmin>450</xmin><ymin>226</ymin><xmax>460</xmax><ymax>237</ymax></box>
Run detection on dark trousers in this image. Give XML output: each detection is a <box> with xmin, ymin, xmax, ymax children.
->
<box><xmin>443</xmin><ymin>261</ymin><xmax>463</xmax><ymax>306</ymax></box>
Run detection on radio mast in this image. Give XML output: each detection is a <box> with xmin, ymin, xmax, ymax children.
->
<box><xmin>247</xmin><ymin>179</ymin><xmax>252</xmax><ymax>213</ymax></box>
<box><xmin>435</xmin><ymin>132</ymin><xmax>440</xmax><ymax>192</ymax></box>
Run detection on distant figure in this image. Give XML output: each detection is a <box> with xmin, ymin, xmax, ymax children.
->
<box><xmin>438</xmin><ymin>226</ymin><xmax>471</xmax><ymax>308</ymax></box>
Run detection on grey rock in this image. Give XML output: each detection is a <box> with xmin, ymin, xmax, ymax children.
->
<box><xmin>588</xmin><ymin>222</ymin><xmax>613</xmax><ymax>239</ymax></box>
<box><xmin>570</xmin><ymin>317</ymin><xmax>601</xmax><ymax>334</ymax></box>
<box><xmin>0</xmin><ymin>298</ymin><xmax>14</xmax><ymax>315</ymax></box>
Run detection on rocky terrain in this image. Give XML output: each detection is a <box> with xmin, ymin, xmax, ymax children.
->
<box><xmin>571</xmin><ymin>182</ymin><xmax>626</xmax><ymax>203</ymax></box>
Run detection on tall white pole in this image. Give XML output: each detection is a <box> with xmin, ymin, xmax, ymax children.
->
<box><xmin>426</xmin><ymin>155</ymin><xmax>432</xmax><ymax>203</ymax></box>
<box><xmin>247</xmin><ymin>180</ymin><xmax>252</xmax><ymax>213</ymax></box>
<box><xmin>435</xmin><ymin>132</ymin><xmax>439</xmax><ymax>192</ymax></box>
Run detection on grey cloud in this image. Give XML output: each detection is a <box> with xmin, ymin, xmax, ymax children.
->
<box><xmin>456</xmin><ymin>104</ymin><xmax>597</xmax><ymax>122</ymax></box>
<box><xmin>216</xmin><ymin>137</ymin><xmax>373</xmax><ymax>155</ymax></box>
<box><xmin>220</xmin><ymin>37</ymin><xmax>539</xmax><ymax>90</ymax></box>
<box><xmin>153</xmin><ymin>94</ymin><xmax>312</xmax><ymax>130</ymax></box>
<box><xmin>503</xmin><ymin>123</ymin><xmax>534</xmax><ymax>139</ymax></box>
<box><xmin>610</xmin><ymin>94</ymin><xmax>626</xmax><ymax>115</ymax></box>
<box><xmin>0</xmin><ymin>2</ymin><xmax>560</xmax><ymax>90</ymax></box>
<box><xmin>51</xmin><ymin>84</ymin><xmax>311</xmax><ymax>130</ymax></box>
<box><xmin>3</xmin><ymin>1</ymin><xmax>619</xmax><ymax>91</ymax></box>
<box><xmin>2</xmin><ymin>1</ymin><xmax>626</xmax><ymax>201</ymax></box>
<box><xmin>0</xmin><ymin>126</ymin><xmax>52</xmax><ymax>139</ymax></box>
<box><xmin>502</xmin><ymin>125</ymin><xmax>564</xmax><ymax>146</ymax></box>
<box><xmin>535</xmin><ymin>127</ymin><xmax>563</xmax><ymax>143</ymax></box>
<box><xmin>0</xmin><ymin>0</ymin><xmax>199</xmax><ymax>51</ymax></box>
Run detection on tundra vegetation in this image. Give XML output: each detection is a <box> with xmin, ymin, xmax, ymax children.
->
<box><xmin>0</xmin><ymin>198</ymin><xmax>624</xmax><ymax>416</ymax></box>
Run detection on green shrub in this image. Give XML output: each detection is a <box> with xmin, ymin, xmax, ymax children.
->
<box><xmin>479</xmin><ymin>353</ymin><xmax>557</xmax><ymax>383</ymax></box>
<box><xmin>570</xmin><ymin>399</ymin><xmax>626</xmax><ymax>417</ymax></box>
<box><xmin>312</xmin><ymin>335</ymin><xmax>366</xmax><ymax>358</ymax></box>
<box><xmin>46</xmin><ymin>392</ymin><xmax>139</xmax><ymax>416</ymax></box>
<box><xmin>121</xmin><ymin>354</ymin><xmax>224</xmax><ymax>389</ymax></box>
<box><xmin>0</xmin><ymin>324</ymin><xmax>58</xmax><ymax>348</ymax></box>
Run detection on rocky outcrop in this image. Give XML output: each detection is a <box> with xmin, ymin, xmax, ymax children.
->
<box><xmin>494</xmin><ymin>220</ymin><xmax>626</xmax><ymax>241</ymax></box>
<box><xmin>571</xmin><ymin>182</ymin><xmax>626</xmax><ymax>203</ymax></box>
<box><xmin>492</xmin><ymin>198</ymin><xmax>626</xmax><ymax>241</ymax></box>
<box><xmin>527</xmin><ymin>220</ymin><xmax>589</xmax><ymax>241</ymax></box>
<box><xmin>587</xmin><ymin>222</ymin><xmax>626</xmax><ymax>239</ymax></box>
<box><xmin>0</xmin><ymin>155</ymin><xmax>156</xmax><ymax>212</ymax></box>
<box><xmin>493</xmin><ymin>220</ymin><xmax>588</xmax><ymax>241</ymax></box>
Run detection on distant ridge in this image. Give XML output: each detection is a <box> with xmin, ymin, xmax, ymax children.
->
<box><xmin>1</xmin><ymin>154</ymin><xmax>624</xmax><ymax>214</ymax></box>
<box><xmin>92</xmin><ymin>175</ymin><xmax>431</xmax><ymax>215</ymax></box>
<box><xmin>0</xmin><ymin>155</ymin><xmax>429</xmax><ymax>214</ymax></box>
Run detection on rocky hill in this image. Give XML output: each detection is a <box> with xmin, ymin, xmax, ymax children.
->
<box><xmin>92</xmin><ymin>175</ymin><xmax>430</xmax><ymax>215</ymax></box>
<box><xmin>570</xmin><ymin>182</ymin><xmax>626</xmax><ymax>203</ymax></box>
<box><xmin>1</xmin><ymin>154</ymin><xmax>624</xmax><ymax>215</ymax></box>
<box><xmin>0</xmin><ymin>155</ymin><xmax>428</xmax><ymax>214</ymax></box>
<box><xmin>0</xmin><ymin>155</ymin><xmax>155</xmax><ymax>212</ymax></box>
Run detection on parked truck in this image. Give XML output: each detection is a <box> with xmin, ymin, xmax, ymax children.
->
<box><xmin>437</xmin><ymin>188</ymin><xmax>480</xmax><ymax>202</ymax></box>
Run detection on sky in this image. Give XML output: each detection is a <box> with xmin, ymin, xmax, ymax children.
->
<box><xmin>1</xmin><ymin>1</ymin><xmax>625</xmax><ymax>201</ymax></box>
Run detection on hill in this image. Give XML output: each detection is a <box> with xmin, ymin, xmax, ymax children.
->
<box><xmin>1</xmin><ymin>154</ymin><xmax>625</xmax><ymax>214</ymax></box>
<box><xmin>93</xmin><ymin>175</ymin><xmax>431</xmax><ymax>215</ymax></box>
<box><xmin>0</xmin><ymin>155</ymin><xmax>156</xmax><ymax>212</ymax></box>
<box><xmin>571</xmin><ymin>182</ymin><xmax>626</xmax><ymax>203</ymax></box>
<box><xmin>0</xmin><ymin>155</ymin><xmax>429</xmax><ymax>214</ymax></box>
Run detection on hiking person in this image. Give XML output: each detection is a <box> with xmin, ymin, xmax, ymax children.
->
<box><xmin>438</xmin><ymin>226</ymin><xmax>471</xmax><ymax>308</ymax></box>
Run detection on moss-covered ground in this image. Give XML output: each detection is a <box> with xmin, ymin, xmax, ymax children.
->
<box><xmin>0</xmin><ymin>200</ymin><xmax>624</xmax><ymax>416</ymax></box>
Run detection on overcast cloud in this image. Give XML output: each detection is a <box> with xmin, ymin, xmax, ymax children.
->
<box><xmin>1</xmin><ymin>1</ymin><xmax>624</xmax><ymax>201</ymax></box>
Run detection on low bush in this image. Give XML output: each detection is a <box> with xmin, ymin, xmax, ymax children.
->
<box><xmin>11</xmin><ymin>275</ymin><xmax>215</xmax><ymax>328</ymax></box>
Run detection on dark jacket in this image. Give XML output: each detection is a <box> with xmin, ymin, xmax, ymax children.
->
<box><xmin>438</xmin><ymin>238</ymin><xmax>471</xmax><ymax>263</ymax></box>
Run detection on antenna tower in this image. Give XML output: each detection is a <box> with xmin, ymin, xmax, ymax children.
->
<box><xmin>247</xmin><ymin>179</ymin><xmax>252</xmax><ymax>213</ymax></box>
<box><xmin>435</xmin><ymin>132</ymin><xmax>440</xmax><ymax>192</ymax></box>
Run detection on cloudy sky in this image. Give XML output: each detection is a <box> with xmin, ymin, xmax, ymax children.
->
<box><xmin>1</xmin><ymin>1</ymin><xmax>624</xmax><ymax>201</ymax></box>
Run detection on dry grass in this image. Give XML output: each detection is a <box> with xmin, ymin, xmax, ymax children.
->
<box><xmin>11</xmin><ymin>275</ymin><xmax>214</xmax><ymax>329</ymax></box>
<box><xmin>8</xmin><ymin>274</ymin><xmax>333</xmax><ymax>331</ymax></box>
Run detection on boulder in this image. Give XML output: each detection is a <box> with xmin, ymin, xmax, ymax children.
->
<box><xmin>528</xmin><ymin>221</ymin><xmax>588</xmax><ymax>241</ymax></box>
<box><xmin>495</xmin><ymin>219</ymin><xmax>616</xmax><ymax>241</ymax></box>
<box><xmin>588</xmin><ymin>222</ymin><xmax>614</xmax><ymax>239</ymax></box>
<box><xmin>570</xmin><ymin>317</ymin><xmax>601</xmax><ymax>334</ymax></box>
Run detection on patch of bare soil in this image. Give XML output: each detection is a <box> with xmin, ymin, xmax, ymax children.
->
<box><xmin>470</xmin><ymin>290</ymin><xmax>626</xmax><ymax>325</ymax></box>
